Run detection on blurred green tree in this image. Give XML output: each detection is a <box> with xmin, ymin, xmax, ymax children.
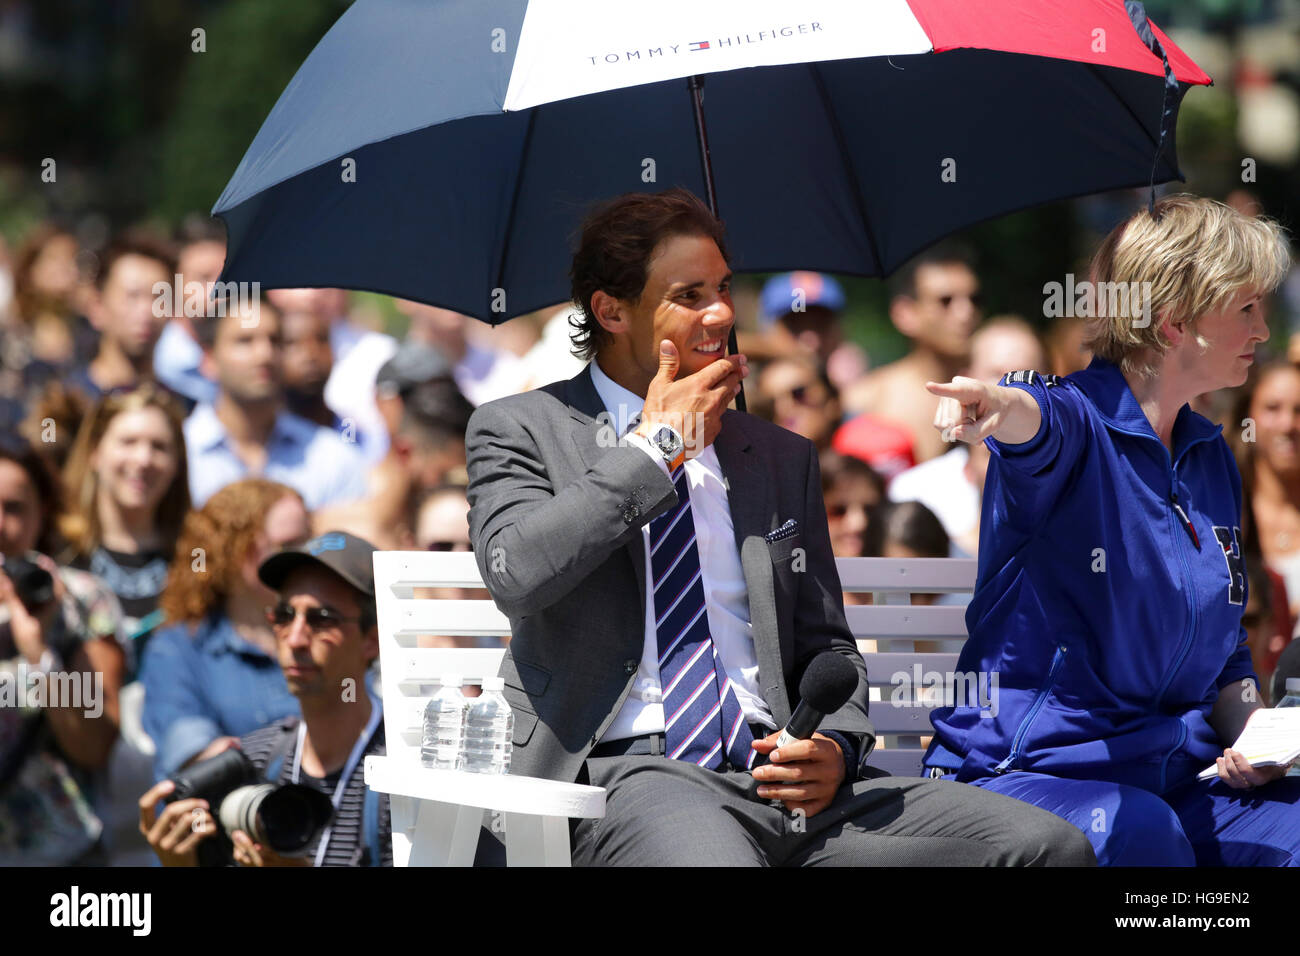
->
<box><xmin>155</xmin><ymin>0</ymin><xmax>353</xmax><ymax>221</ymax></box>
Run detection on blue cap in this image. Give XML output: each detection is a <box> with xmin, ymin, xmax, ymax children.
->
<box><xmin>759</xmin><ymin>272</ymin><xmax>845</xmax><ymax>327</ymax></box>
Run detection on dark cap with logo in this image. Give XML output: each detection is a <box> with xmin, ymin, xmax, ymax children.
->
<box><xmin>257</xmin><ymin>531</ymin><xmax>377</xmax><ymax>598</ymax></box>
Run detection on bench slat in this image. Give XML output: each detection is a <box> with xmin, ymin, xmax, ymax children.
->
<box><xmin>385</xmin><ymin>599</ymin><xmax>512</xmax><ymax>638</ymax></box>
<box><xmin>391</xmin><ymin>647</ymin><xmax>507</xmax><ymax>686</ymax></box>
<box><xmin>836</xmin><ymin>557</ymin><xmax>978</xmax><ymax>593</ymax></box>
<box><xmin>845</xmin><ymin>604</ymin><xmax>969</xmax><ymax>638</ymax></box>
<box><xmin>864</xmin><ymin>749</ymin><xmax>927</xmax><ymax>778</ymax></box>
<box><xmin>375</xmin><ymin>550</ymin><xmax>485</xmax><ymax>588</ymax></box>
<box><xmin>865</xmin><ymin>653</ymin><xmax>962</xmax><ymax>681</ymax></box>
<box><xmin>870</xmin><ymin>700</ymin><xmax>943</xmax><ymax>733</ymax></box>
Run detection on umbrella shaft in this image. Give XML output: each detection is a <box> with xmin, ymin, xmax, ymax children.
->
<box><xmin>687</xmin><ymin>74</ymin><xmax>746</xmax><ymax>413</ymax></box>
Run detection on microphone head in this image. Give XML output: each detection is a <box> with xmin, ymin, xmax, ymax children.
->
<box><xmin>798</xmin><ymin>652</ymin><xmax>860</xmax><ymax>715</ymax></box>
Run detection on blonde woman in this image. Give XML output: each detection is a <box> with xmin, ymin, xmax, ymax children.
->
<box><xmin>921</xmin><ymin>195</ymin><xmax>1297</xmax><ymax>866</ymax></box>
<box><xmin>60</xmin><ymin>384</ymin><xmax>190</xmax><ymax>665</ymax></box>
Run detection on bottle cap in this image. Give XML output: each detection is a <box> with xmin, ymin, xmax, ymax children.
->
<box><xmin>440</xmin><ymin>674</ymin><xmax>463</xmax><ymax>687</ymax></box>
<box><xmin>481</xmin><ymin>676</ymin><xmax>505</xmax><ymax>692</ymax></box>
<box><xmin>1287</xmin><ymin>678</ymin><xmax>1300</xmax><ymax>693</ymax></box>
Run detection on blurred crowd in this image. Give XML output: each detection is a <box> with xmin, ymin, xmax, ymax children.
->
<box><xmin>1</xmin><ymin>200</ymin><xmax>1298</xmax><ymax>865</ymax></box>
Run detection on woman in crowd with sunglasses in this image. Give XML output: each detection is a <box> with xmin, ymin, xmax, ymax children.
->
<box><xmin>139</xmin><ymin>478</ymin><xmax>310</xmax><ymax>781</ymax></box>
<box><xmin>753</xmin><ymin>354</ymin><xmax>841</xmax><ymax>451</ymax></box>
<box><xmin>59</xmin><ymin>384</ymin><xmax>190</xmax><ymax>674</ymax></box>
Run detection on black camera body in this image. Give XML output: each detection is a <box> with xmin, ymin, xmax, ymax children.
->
<box><xmin>167</xmin><ymin>748</ymin><xmax>335</xmax><ymax>863</ymax></box>
<box><xmin>3</xmin><ymin>556</ymin><xmax>55</xmax><ymax>612</ymax></box>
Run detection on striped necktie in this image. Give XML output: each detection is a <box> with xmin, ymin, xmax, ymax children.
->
<box><xmin>646</xmin><ymin>455</ymin><xmax>757</xmax><ymax>771</ymax></box>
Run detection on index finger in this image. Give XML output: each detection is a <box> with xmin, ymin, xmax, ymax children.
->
<box><xmin>138</xmin><ymin>779</ymin><xmax>175</xmax><ymax>829</ymax></box>
<box><xmin>697</xmin><ymin>354</ymin><xmax>746</xmax><ymax>388</ymax></box>
<box><xmin>925</xmin><ymin>379</ymin><xmax>986</xmax><ymax>403</ymax></box>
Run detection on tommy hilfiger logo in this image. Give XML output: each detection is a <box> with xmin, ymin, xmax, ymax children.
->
<box><xmin>586</xmin><ymin>23</ymin><xmax>824</xmax><ymax>66</ymax></box>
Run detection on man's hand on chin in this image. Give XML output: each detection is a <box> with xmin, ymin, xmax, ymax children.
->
<box><xmin>750</xmin><ymin>732</ymin><xmax>845</xmax><ymax>818</ymax></box>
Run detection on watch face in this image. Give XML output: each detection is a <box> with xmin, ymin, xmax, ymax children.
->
<box><xmin>653</xmin><ymin>426</ymin><xmax>682</xmax><ymax>458</ymax></box>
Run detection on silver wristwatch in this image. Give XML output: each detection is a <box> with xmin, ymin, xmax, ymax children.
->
<box><xmin>647</xmin><ymin>423</ymin><xmax>685</xmax><ymax>467</ymax></box>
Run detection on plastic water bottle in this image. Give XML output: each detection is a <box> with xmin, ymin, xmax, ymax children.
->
<box><xmin>421</xmin><ymin>676</ymin><xmax>467</xmax><ymax>770</ymax></box>
<box><xmin>1277</xmin><ymin>678</ymin><xmax>1300</xmax><ymax>708</ymax></box>
<box><xmin>1278</xmin><ymin>679</ymin><xmax>1300</xmax><ymax>777</ymax></box>
<box><xmin>461</xmin><ymin>676</ymin><xmax>513</xmax><ymax>774</ymax></box>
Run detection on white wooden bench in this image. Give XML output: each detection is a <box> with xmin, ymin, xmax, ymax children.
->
<box><xmin>364</xmin><ymin>551</ymin><xmax>975</xmax><ymax>866</ymax></box>
<box><xmin>842</xmin><ymin>557</ymin><xmax>977</xmax><ymax>777</ymax></box>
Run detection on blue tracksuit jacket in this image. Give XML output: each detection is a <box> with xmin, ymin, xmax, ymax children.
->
<box><xmin>925</xmin><ymin>356</ymin><xmax>1256</xmax><ymax>794</ymax></box>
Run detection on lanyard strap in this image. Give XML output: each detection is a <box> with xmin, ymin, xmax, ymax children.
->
<box><xmin>292</xmin><ymin>696</ymin><xmax>382</xmax><ymax>867</ymax></box>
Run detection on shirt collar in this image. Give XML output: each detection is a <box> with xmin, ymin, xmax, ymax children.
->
<box><xmin>588</xmin><ymin>357</ymin><xmax>645</xmax><ymax>436</ymax></box>
<box><xmin>187</xmin><ymin>403</ymin><xmax>317</xmax><ymax>453</ymax></box>
<box><xmin>272</xmin><ymin>410</ymin><xmax>320</xmax><ymax>448</ymax></box>
<box><xmin>185</xmin><ymin>403</ymin><xmax>226</xmax><ymax>452</ymax></box>
<box><xmin>1069</xmin><ymin>355</ymin><xmax>1222</xmax><ymax>456</ymax></box>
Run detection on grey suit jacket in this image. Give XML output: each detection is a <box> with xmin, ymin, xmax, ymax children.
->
<box><xmin>465</xmin><ymin>362</ymin><xmax>875</xmax><ymax>784</ymax></box>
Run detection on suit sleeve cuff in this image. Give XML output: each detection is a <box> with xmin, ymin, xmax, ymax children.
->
<box><xmin>819</xmin><ymin>730</ymin><xmax>858</xmax><ymax>783</ymax></box>
<box><xmin>626</xmin><ymin>431</ymin><xmax>671</xmax><ymax>477</ymax></box>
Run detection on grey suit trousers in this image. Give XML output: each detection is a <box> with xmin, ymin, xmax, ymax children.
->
<box><xmin>569</xmin><ymin>757</ymin><xmax>1096</xmax><ymax>867</ymax></box>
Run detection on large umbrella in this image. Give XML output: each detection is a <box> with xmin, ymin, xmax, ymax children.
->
<box><xmin>213</xmin><ymin>0</ymin><xmax>1208</xmax><ymax>328</ymax></box>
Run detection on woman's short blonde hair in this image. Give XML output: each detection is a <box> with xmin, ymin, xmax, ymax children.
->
<box><xmin>1085</xmin><ymin>194</ymin><xmax>1290</xmax><ymax>378</ymax></box>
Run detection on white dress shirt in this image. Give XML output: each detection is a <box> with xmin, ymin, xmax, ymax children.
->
<box><xmin>887</xmin><ymin>445</ymin><xmax>980</xmax><ymax>543</ymax></box>
<box><xmin>588</xmin><ymin>358</ymin><xmax>776</xmax><ymax>743</ymax></box>
<box><xmin>324</xmin><ymin>320</ymin><xmax>398</xmax><ymax>465</ymax></box>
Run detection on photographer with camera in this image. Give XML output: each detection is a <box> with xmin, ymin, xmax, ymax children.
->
<box><xmin>0</xmin><ymin>435</ymin><xmax>127</xmax><ymax>865</ymax></box>
<box><xmin>138</xmin><ymin>531</ymin><xmax>391</xmax><ymax>866</ymax></box>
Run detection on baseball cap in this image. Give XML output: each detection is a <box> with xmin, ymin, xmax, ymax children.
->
<box><xmin>375</xmin><ymin>342</ymin><xmax>455</xmax><ymax>399</ymax></box>
<box><xmin>759</xmin><ymin>272</ymin><xmax>846</xmax><ymax>327</ymax></box>
<box><xmin>258</xmin><ymin>531</ymin><xmax>377</xmax><ymax>598</ymax></box>
<box><xmin>831</xmin><ymin>414</ymin><xmax>916</xmax><ymax>482</ymax></box>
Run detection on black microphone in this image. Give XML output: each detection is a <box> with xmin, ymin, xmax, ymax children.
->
<box><xmin>775</xmin><ymin>652</ymin><xmax>860</xmax><ymax>747</ymax></box>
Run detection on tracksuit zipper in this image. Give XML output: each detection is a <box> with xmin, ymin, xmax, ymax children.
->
<box><xmin>1154</xmin><ymin>459</ymin><xmax>1202</xmax><ymax>709</ymax></box>
<box><xmin>993</xmin><ymin>644</ymin><xmax>1067</xmax><ymax>774</ymax></box>
<box><xmin>1125</xmin><ymin>426</ymin><xmax>1218</xmax><ymax>782</ymax></box>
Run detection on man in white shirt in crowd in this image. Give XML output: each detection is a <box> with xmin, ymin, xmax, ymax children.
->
<box><xmin>889</xmin><ymin>315</ymin><xmax>1046</xmax><ymax>556</ymax></box>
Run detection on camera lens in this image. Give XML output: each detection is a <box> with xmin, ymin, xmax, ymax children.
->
<box><xmin>219</xmin><ymin>783</ymin><xmax>334</xmax><ymax>854</ymax></box>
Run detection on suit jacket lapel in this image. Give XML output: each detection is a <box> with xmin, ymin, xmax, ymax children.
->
<box><xmin>713</xmin><ymin>413</ymin><xmax>792</xmax><ymax>727</ymax></box>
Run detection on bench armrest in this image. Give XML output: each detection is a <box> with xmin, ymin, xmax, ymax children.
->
<box><xmin>364</xmin><ymin>755</ymin><xmax>606</xmax><ymax>819</ymax></box>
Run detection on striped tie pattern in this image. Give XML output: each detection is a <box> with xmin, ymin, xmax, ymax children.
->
<box><xmin>648</xmin><ymin>460</ymin><xmax>756</xmax><ymax>771</ymax></box>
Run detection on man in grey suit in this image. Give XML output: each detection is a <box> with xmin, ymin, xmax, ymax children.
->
<box><xmin>466</xmin><ymin>188</ymin><xmax>1094</xmax><ymax>866</ymax></box>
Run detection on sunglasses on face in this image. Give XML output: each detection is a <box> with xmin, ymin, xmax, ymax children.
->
<box><xmin>774</xmin><ymin>384</ymin><xmax>820</xmax><ymax>406</ymax></box>
<box><xmin>265</xmin><ymin>601</ymin><xmax>360</xmax><ymax>632</ymax></box>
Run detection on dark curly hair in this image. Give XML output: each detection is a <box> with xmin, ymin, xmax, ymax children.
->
<box><xmin>568</xmin><ymin>188</ymin><xmax>729</xmax><ymax>361</ymax></box>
